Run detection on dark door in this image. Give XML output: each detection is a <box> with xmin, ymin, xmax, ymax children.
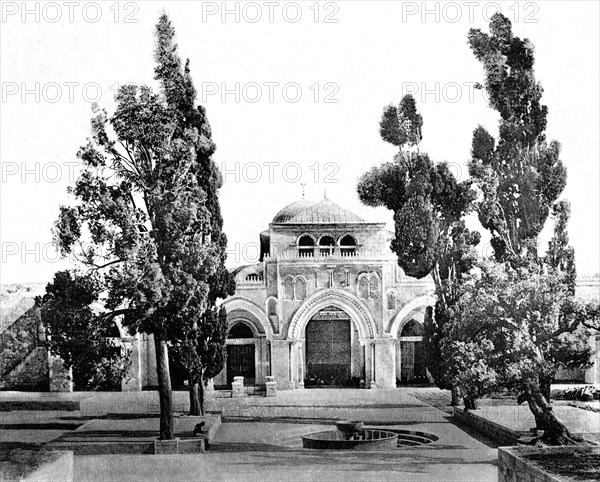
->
<box><xmin>227</xmin><ymin>344</ymin><xmax>255</xmax><ymax>386</ymax></box>
<box><xmin>400</xmin><ymin>341</ymin><xmax>414</xmax><ymax>382</ymax></box>
<box><xmin>400</xmin><ymin>341</ymin><xmax>427</xmax><ymax>383</ymax></box>
<box><xmin>305</xmin><ymin>319</ymin><xmax>351</xmax><ymax>387</ymax></box>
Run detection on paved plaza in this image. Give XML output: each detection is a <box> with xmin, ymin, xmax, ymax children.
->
<box><xmin>4</xmin><ymin>387</ymin><xmax>598</xmax><ymax>480</ymax></box>
<box><xmin>1</xmin><ymin>388</ymin><xmax>502</xmax><ymax>481</ymax></box>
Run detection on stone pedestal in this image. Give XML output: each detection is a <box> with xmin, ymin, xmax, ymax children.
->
<box><xmin>265</xmin><ymin>375</ymin><xmax>277</xmax><ymax>397</ymax></box>
<box><xmin>231</xmin><ymin>376</ymin><xmax>245</xmax><ymax>397</ymax></box>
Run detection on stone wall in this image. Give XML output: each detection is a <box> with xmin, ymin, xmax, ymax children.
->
<box><xmin>498</xmin><ymin>446</ymin><xmax>600</xmax><ymax>482</ymax></box>
<box><xmin>453</xmin><ymin>407</ymin><xmax>519</xmax><ymax>446</ymax></box>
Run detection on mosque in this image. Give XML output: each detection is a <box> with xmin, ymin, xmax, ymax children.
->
<box><xmin>211</xmin><ymin>195</ymin><xmax>435</xmax><ymax>390</ymax></box>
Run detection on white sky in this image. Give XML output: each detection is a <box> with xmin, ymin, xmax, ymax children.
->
<box><xmin>1</xmin><ymin>1</ymin><xmax>599</xmax><ymax>284</ymax></box>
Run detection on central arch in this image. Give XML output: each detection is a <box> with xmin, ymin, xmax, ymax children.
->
<box><xmin>286</xmin><ymin>288</ymin><xmax>377</xmax><ymax>341</ymax></box>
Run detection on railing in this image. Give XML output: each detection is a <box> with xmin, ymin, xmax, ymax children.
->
<box><xmin>264</xmin><ymin>250</ymin><xmax>396</xmax><ymax>261</ymax></box>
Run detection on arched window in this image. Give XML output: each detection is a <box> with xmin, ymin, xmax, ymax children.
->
<box><xmin>319</xmin><ymin>235</ymin><xmax>336</xmax><ymax>256</ymax></box>
<box><xmin>295</xmin><ymin>278</ymin><xmax>306</xmax><ymax>300</ymax></box>
<box><xmin>358</xmin><ymin>276</ymin><xmax>369</xmax><ymax>298</ymax></box>
<box><xmin>298</xmin><ymin>235</ymin><xmax>315</xmax><ymax>257</ymax></box>
<box><xmin>228</xmin><ymin>322</ymin><xmax>254</xmax><ymax>339</ymax></box>
<box><xmin>387</xmin><ymin>291</ymin><xmax>396</xmax><ymax>310</ymax></box>
<box><xmin>400</xmin><ymin>319</ymin><xmax>424</xmax><ymax>337</ymax></box>
<box><xmin>267</xmin><ymin>298</ymin><xmax>278</xmax><ymax>317</ymax></box>
<box><xmin>245</xmin><ymin>273</ymin><xmax>263</xmax><ymax>282</ymax></box>
<box><xmin>339</xmin><ymin>234</ymin><xmax>357</xmax><ymax>257</ymax></box>
<box><xmin>369</xmin><ymin>277</ymin><xmax>380</xmax><ymax>299</ymax></box>
<box><xmin>284</xmin><ymin>278</ymin><xmax>294</xmax><ymax>300</ymax></box>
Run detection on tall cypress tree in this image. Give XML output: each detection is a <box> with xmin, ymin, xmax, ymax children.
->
<box><xmin>464</xmin><ymin>13</ymin><xmax>598</xmax><ymax>444</ymax></box>
<box><xmin>154</xmin><ymin>13</ymin><xmax>235</xmax><ymax>415</ymax></box>
<box><xmin>357</xmin><ymin>95</ymin><xmax>479</xmax><ymax>402</ymax></box>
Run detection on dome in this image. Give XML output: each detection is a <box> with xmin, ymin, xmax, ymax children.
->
<box><xmin>286</xmin><ymin>197</ymin><xmax>366</xmax><ymax>224</ymax></box>
<box><xmin>271</xmin><ymin>197</ymin><xmax>367</xmax><ymax>224</ymax></box>
<box><xmin>272</xmin><ymin>199</ymin><xmax>316</xmax><ymax>223</ymax></box>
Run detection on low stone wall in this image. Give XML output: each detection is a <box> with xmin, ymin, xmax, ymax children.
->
<box><xmin>498</xmin><ymin>446</ymin><xmax>600</xmax><ymax>482</ymax></box>
<box><xmin>453</xmin><ymin>407</ymin><xmax>519</xmax><ymax>445</ymax></box>
<box><xmin>22</xmin><ymin>451</ymin><xmax>74</xmax><ymax>482</ymax></box>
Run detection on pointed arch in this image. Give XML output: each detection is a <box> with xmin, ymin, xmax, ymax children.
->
<box><xmin>286</xmin><ymin>288</ymin><xmax>377</xmax><ymax>340</ymax></box>
<box><xmin>387</xmin><ymin>294</ymin><xmax>436</xmax><ymax>336</ymax></box>
<box><xmin>222</xmin><ymin>297</ymin><xmax>272</xmax><ymax>338</ymax></box>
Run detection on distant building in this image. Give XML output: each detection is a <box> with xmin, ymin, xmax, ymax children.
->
<box><xmin>212</xmin><ymin>196</ymin><xmax>434</xmax><ymax>390</ymax></box>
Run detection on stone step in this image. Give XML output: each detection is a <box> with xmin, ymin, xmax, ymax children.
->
<box><xmin>0</xmin><ymin>400</ymin><xmax>80</xmax><ymax>411</ymax></box>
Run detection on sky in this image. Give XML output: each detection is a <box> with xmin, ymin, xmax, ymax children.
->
<box><xmin>1</xmin><ymin>1</ymin><xmax>599</xmax><ymax>284</ymax></box>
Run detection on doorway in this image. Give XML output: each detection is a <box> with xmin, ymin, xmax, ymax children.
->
<box><xmin>305</xmin><ymin>315</ymin><xmax>351</xmax><ymax>387</ymax></box>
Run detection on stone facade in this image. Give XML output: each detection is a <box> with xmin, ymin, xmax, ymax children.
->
<box><xmin>211</xmin><ymin>197</ymin><xmax>435</xmax><ymax>390</ymax></box>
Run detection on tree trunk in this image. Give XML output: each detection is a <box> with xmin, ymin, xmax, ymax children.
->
<box><xmin>463</xmin><ymin>395</ymin><xmax>477</xmax><ymax>410</ymax></box>
<box><xmin>451</xmin><ymin>386</ymin><xmax>461</xmax><ymax>406</ymax></box>
<box><xmin>199</xmin><ymin>378</ymin><xmax>206</xmax><ymax>416</ymax></box>
<box><xmin>189</xmin><ymin>377</ymin><xmax>201</xmax><ymax>416</ymax></box>
<box><xmin>539</xmin><ymin>375</ymin><xmax>552</xmax><ymax>404</ymax></box>
<box><xmin>524</xmin><ymin>380</ymin><xmax>581</xmax><ymax>445</ymax></box>
<box><xmin>154</xmin><ymin>335</ymin><xmax>174</xmax><ymax>440</ymax></box>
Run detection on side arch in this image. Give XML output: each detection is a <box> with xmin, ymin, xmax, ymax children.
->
<box><xmin>285</xmin><ymin>288</ymin><xmax>377</xmax><ymax>340</ymax></box>
<box><xmin>222</xmin><ymin>297</ymin><xmax>273</xmax><ymax>338</ymax></box>
<box><xmin>387</xmin><ymin>294</ymin><xmax>436</xmax><ymax>336</ymax></box>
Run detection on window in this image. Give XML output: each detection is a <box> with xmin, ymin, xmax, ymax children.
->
<box><xmin>295</xmin><ymin>278</ymin><xmax>306</xmax><ymax>300</ymax></box>
<box><xmin>358</xmin><ymin>276</ymin><xmax>369</xmax><ymax>298</ymax></box>
<box><xmin>369</xmin><ymin>277</ymin><xmax>380</xmax><ymax>299</ymax></box>
<box><xmin>284</xmin><ymin>278</ymin><xmax>294</xmax><ymax>299</ymax></box>
<box><xmin>245</xmin><ymin>273</ymin><xmax>263</xmax><ymax>282</ymax></box>
<box><xmin>228</xmin><ymin>322</ymin><xmax>254</xmax><ymax>339</ymax></box>
<box><xmin>387</xmin><ymin>291</ymin><xmax>396</xmax><ymax>310</ymax></box>
<box><xmin>400</xmin><ymin>319</ymin><xmax>424</xmax><ymax>337</ymax></box>
<box><xmin>319</xmin><ymin>235</ymin><xmax>336</xmax><ymax>256</ymax></box>
<box><xmin>268</xmin><ymin>298</ymin><xmax>278</xmax><ymax>316</ymax></box>
<box><xmin>298</xmin><ymin>235</ymin><xmax>315</xmax><ymax>257</ymax></box>
<box><xmin>339</xmin><ymin>234</ymin><xmax>357</xmax><ymax>256</ymax></box>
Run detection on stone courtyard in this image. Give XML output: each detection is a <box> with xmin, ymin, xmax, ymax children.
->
<box><xmin>0</xmin><ymin>388</ymin><xmax>500</xmax><ymax>481</ymax></box>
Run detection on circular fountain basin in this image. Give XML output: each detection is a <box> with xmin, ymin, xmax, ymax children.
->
<box><xmin>302</xmin><ymin>429</ymin><xmax>398</xmax><ymax>450</ymax></box>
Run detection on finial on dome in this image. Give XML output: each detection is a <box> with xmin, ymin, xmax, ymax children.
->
<box><xmin>301</xmin><ymin>182</ymin><xmax>306</xmax><ymax>200</ymax></box>
<box><xmin>323</xmin><ymin>189</ymin><xmax>327</xmax><ymax>199</ymax></box>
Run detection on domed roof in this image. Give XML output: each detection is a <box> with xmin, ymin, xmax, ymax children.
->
<box><xmin>272</xmin><ymin>199</ymin><xmax>316</xmax><ymax>223</ymax></box>
<box><xmin>271</xmin><ymin>197</ymin><xmax>366</xmax><ymax>224</ymax></box>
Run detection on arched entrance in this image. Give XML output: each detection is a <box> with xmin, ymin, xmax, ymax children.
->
<box><xmin>226</xmin><ymin>322</ymin><xmax>256</xmax><ymax>387</ymax></box>
<box><xmin>304</xmin><ymin>306</ymin><xmax>352</xmax><ymax>387</ymax></box>
<box><xmin>397</xmin><ymin>319</ymin><xmax>427</xmax><ymax>384</ymax></box>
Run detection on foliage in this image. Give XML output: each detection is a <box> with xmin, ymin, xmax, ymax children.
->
<box><xmin>38</xmin><ymin>13</ymin><xmax>227</xmax><ymax>438</ymax></box>
<box><xmin>37</xmin><ymin>271</ymin><xmax>129</xmax><ymax>390</ymax></box>
<box><xmin>460</xmin><ymin>13</ymin><xmax>599</xmax><ymax>443</ymax></box>
<box><xmin>357</xmin><ymin>95</ymin><xmax>479</xmax><ymax>392</ymax></box>
<box><xmin>152</xmin><ymin>13</ymin><xmax>235</xmax><ymax>414</ymax></box>
<box><xmin>468</xmin><ymin>14</ymin><xmax>566</xmax><ymax>261</ymax></box>
<box><xmin>447</xmin><ymin>261</ymin><xmax>597</xmax><ymax>399</ymax></box>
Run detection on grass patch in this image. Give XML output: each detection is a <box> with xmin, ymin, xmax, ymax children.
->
<box><xmin>0</xmin><ymin>444</ymin><xmax>61</xmax><ymax>481</ymax></box>
<box><xmin>525</xmin><ymin>450</ymin><xmax>600</xmax><ymax>481</ymax></box>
